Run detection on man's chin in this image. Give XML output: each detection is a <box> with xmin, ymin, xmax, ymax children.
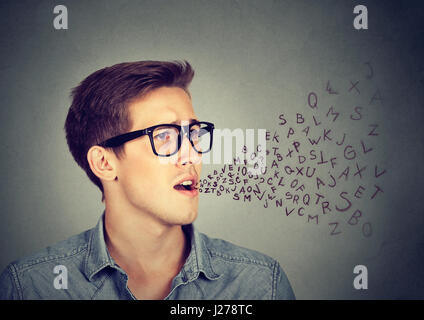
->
<box><xmin>173</xmin><ymin>208</ymin><xmax>198</xmax><ymax>226</ymax></box>
<box><xmin>183</xmin><ymin>210</ymin><xmax>198</xmax><ymax>225</ymax></box>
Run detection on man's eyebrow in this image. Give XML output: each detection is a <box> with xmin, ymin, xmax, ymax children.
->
<box><xmin>169</xmin><ymin>118</ymin><xmax>199</xmax><ymax>124</ymax></box>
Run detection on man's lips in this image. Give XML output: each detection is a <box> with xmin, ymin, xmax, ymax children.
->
<box><xmin>173</xmin><ymin>175</ymin><xmax>198</xmax><ymax>189</ymax></box>
<box><xmin>173</xmin><ymin>174</ymin><xmax>199</xmax><ymax>196</ymax></box>
<box><xmin>173</xmin><ymin>187</ymin><xmax>199</xmax><ymax>197</ymax></box>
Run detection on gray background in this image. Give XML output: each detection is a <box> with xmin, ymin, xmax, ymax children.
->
<box><xmin>0</xmin><ymin>0</ymin><xmax>423</xmax><ymax>299</ymax></box>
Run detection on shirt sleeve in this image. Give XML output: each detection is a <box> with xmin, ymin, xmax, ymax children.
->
<box><xmin>273</xmin><ymin>261</ymin><xmax>295</xmax><ymax>300</ymax></box>
<box><xmin>0</xmin><ymin>264</ymin><xmax>21</xmax><ymax>300</ymax></box>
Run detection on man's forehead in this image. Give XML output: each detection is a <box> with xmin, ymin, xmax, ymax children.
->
<box><xmin>127</xmin><ymin>87</ymin><xmax>197</xmax><ymax>129</ymax></box>
<box><xmin>130</xmin><ymin>108</ymin><xmax>198</xmax><ymax>129</ymax></box>
<box><xmin>168</xmin><ymin>118</ymin><xmax>199</xmax><ymax>125</ymax></box>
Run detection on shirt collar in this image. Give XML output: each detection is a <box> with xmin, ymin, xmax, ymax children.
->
<box><xmin>83</xmin><ymin>212</ymin><xmax>221</xmax><ymax>282</ymax></box>
<box><xmin>83</xmin><ymin>212</ymin><xmax>115</xmax><ymax>281</ymax></box>
<box><xmin>180</xmin><ymin>224</ymin><xmax>221</xmax><ymax>282</ymax></box>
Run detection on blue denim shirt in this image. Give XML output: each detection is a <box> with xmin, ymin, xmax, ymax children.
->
<box><xmin>0</xmin><ymin>213</ymin><xmax>295</xmax><ymax>300</ymax></box>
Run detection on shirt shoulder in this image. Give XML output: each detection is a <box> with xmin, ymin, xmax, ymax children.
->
<box><xmin>197</xmin><ymin>232</ymin><xmax>295</xmax><ymax>299</ymax></box>
<box><xmin>11</xmin><ymin>230</ymin><xmax>91</xmax><ymax>272</ymax></box>
<box><xmin>0</xmin><ymin>229</ymin><xmax>93</xmax><ymax>299</ymax></box>
<box><xmin>200</xmin><ymin>232</ymin><xmax>277</xmax><ymax>267</ymax></box>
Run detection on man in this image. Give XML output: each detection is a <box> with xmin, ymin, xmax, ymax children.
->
<box><xmin>0</xmin><ymin>61</ymin><xmax>295</xmax><ymax>299</ymax></box>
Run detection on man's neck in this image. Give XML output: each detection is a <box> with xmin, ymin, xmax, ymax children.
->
<box><xmin>103</xmin><ymin>205</ymin><xmax>189</xmax><ymax>279</ymax></box>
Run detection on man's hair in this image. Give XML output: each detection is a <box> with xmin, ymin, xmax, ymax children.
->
<box><xmin>64</xmin><ymin>60</ymin><xmax>195</xmax><ymax>200</ymax></box>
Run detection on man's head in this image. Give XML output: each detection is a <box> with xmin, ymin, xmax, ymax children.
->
<box><xmin>65</xmin><ymin>61</ymin><xmax>210</xmax><ymax>225</ymax></box>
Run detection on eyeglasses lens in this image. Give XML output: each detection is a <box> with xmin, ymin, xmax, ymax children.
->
<box><xmin>152</xmin><ymin>123</ymin><xmax>212</xmax><ymax>156</ymax></box>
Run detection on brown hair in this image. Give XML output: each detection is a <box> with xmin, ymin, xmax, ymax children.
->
<box><xmin>64</xmin><ymin>60</ymin><xmax>195</xmax><ymax>200</ymax></box>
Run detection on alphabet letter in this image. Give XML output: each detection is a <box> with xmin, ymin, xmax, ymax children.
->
<box><xmin>353</xmin><ymin>265</ymin><xmax>368</xmax><ymax>289</ymax></box>
<box><xmin>53</xmin><ymin>5</ymin><xmax>68</xmax><ymax>30</ymax></box>
<box><xmin>53</xmin><ymin>265</ymin><xmax>68</xmax><ymax>289</ymax></box>
<box><xmin>353</xmin><ymin>5</ymin><xmax>368</xmax><ymax>30</ymax></box>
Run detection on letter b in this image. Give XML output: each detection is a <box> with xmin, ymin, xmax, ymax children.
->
<box><xmin>296</xmin><ymin>113</ymin><xmax>305</xmax><ymax>124</ymax></box>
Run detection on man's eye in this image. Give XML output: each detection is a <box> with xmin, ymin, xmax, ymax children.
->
<box><xmin>154</xmin><ymin>131</ymin><xmax>171</xmax><ymax>141</ymax></box>
<box><xmin>190</xmin><ymin>129</ymin><xmax>200</xmax><ymax>139</ymax></box>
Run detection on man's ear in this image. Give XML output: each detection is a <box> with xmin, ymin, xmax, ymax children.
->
<box><xmin>87</xmin><ymin>146</ymin><xmax>117</xmax><ymax>181</ymax></box>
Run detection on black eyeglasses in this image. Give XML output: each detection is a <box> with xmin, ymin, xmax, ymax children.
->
<box><xmin>99</xmin><ymin>121</ymin><xmax>214</xmax><ymax>157</ymax></box>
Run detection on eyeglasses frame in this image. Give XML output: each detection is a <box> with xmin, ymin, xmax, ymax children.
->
<box><xmin>98</xmin><ymin>121</ymin><xmax>214</xmax><ymax>157</ymax></box>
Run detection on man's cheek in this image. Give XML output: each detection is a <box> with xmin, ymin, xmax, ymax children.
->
<box><xmin>196</xmin><ymin>163</ymin><xmax>202</xmax><ymax>177</ymax></box>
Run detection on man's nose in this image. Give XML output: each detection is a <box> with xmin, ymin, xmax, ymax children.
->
<box><xmin>177</xmin><ymin>131</ymin><xmax>201</xmax><ymax>167</ymax></box>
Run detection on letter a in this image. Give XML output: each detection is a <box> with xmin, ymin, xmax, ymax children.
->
<box><xmin>353</xmin><ymin>5</ymin><xmax>368</xmax><ymax>30</ymax></box>
<box><xmin>353</xmin><ymin>265</ymin><xmax>368</xmax><ymax>289</ymax></box>
<box><xmin>53</xmin><ymin>265</ymin><xmax>68</xmax><ymax>289</ymax></box>
<box><xmin>53</xmin><ymin>5</ymin><xmax>68</xmax><ymax>30</ymax></box>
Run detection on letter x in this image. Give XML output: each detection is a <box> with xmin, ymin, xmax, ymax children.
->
<box><xmin>349</xmin><ymin>80</ymin><xmax>360</xmax><ymax>94</ymax></box>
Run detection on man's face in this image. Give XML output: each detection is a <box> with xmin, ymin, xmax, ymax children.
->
<box><xmin>113</xmin><ymin>86</ymin><xmax>203</xmax><ymax>226</ymax></box>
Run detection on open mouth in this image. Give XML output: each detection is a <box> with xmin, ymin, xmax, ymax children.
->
<box><xmin>173</xmin><ymin>179</ymin><xmax>199</xmax><ymax>197</ymax></box>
